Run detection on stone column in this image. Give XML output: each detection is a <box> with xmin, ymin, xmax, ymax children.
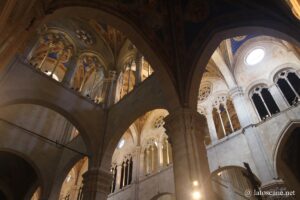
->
<box><xmin>132</xmin><ymin>146</ymin><xmax>141</xmax><ymax>182</ymax></box>
<box><xmin>229</xmin><ymin>87</ymin><xmax>255</xmax><ymax>127</ymax></box>
<box><xmin>135</xmin><ymin>52</ymin><xmax>143</xmax><ymax>84</ymax></box>
<box><xmin>205</xmin><ymin>111</ymin><xmax>219</xmax><ymax>143</ymax></box>
<box><xmin>157</xmin><ymin>141</ymin><xmax>164</xmax><ymax>169</ymax></box>
<box><xmin>268</xmin><ymin>84</ymin><xmax>289</xmax><ymax>110</ymax></box>
<box><xmin>115</xmin><ymin>165</ymin><xmax>122</xmax><ymax>192</ymax></box>
<box><xmin>145</xmin><ymin>148</ymin><xmax>150</xmax><ymax>175</ymax></box>
<box><xmin>122</xmin><ymin>162</ymin><xmax>127</xmax><ymax>187</ymax></box>
<box><xmin>62</xmin><ymin>54</ymin><xmax>79</xmax><ymax>88</ymax></box>
<box><xmin>224</xmin><ymin>105</ymin><xmax>234</xmax><ymax>132</ymax></box>
<box><xmin>217</xmin><ymin>109</ymin><xmax>227</xmax><ymax>137</ymax></box>
<box><xmin>164</xmin><ymin>108</ymin><xmax>215</xmax><ymax>200</ymax></box>
<box><xmin>81</xmin><ymin>168</ymin><xmax>111</xmax><ymax>200</ymax></box>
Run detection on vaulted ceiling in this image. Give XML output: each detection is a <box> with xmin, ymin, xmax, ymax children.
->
<box><xmin>2</xmin><ymin>0</ymin><xmax>300</xmax><ymax>107</ymax></box>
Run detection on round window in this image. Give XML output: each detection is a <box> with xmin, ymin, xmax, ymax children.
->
<box><xmin>245</xmin><ymin>48</ymin><xmax>265</xmax><ymax>65</ymax></box>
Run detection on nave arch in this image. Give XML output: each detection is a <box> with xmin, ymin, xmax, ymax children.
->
<box><xmin>0</xmin><ymin>149</ymin><xmax>43</xmax><ymax>200</ymax></box>
<box><xmin>0</xmin><ymin>84</ymin><xmax>98</xmax><ymax>155</ymax></box>
<box><xmin>100</xmin><ymin>75</ymin><xmax>170</xmax><ymax>171</ymax></box>
<box><xmin>274</xmin><ymin>121</ymin><xmax>300</xmax><ymax>195</ymax></box>
<box><xmin>189</xmin><ymin>25</ymin><xmax>300</xmax><ymax>109</ymax></box>
<box><xmin>0</xmin><ymin>103</ymin><xmax>89</xmax><ymax>199</ymax></box>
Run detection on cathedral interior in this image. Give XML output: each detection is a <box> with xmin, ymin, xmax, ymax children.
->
<box><xmin>0</xmin><ymin>0</ymin><xmax>300</xmax><ymax>200</ymax></box>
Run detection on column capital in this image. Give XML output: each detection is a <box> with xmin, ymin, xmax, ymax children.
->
<box><xmin>164</xmin><ymin>108</ymin><xmax>207</xmax><ymax>139</ymax></box>
<box><xmin>82</xmin><ymin>168</ymin><xmax>112</xmax><ymax>199</ymax></box>
<box><xmin>229</xmin><ymin>86</ymin><xmax>244</xmax><ymax>98</ymax></box>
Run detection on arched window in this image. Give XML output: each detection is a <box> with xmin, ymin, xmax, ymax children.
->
<box><xmin>144</xmin><ymin>139</ymin><xmax>158</xmax><ymax>175</ymax></box>
<box><xmin>226</xmin><ymin>100</ymin><xmax>241</xmax><ymax>131</ymax></box>
<box><xmin>213</xmin><ymin>107</ymin><xmax>225</xmax><ymax>139</ymax></box>
<box><xmin>162</xmin><ymin>137</ymin><xmax>173</xmax><ymax>167</ymax></box>
<box><xmin>275</xmin><ymin>69</ymin><xmax>300</xmax><ymax>106</ymax></box>
<box><xmin>119</xmin><ymin>157</ymin><xmax>133</xmax><ymax>189</ymax></box>
<box><xmin>128</xmin><ymin>157</ymin><xmax>133</xmax><ymax>184</ymax></box>
<box><xmin>110</xmin><ymin>165</ymin><xmax>117</xmax><ymax>193</ymax></box>
<box><xmin>211</xmin><ymin>96</ymin><xmax>241</xmax><ymax>139</ymax></box>
<box><xmin>250</xmin><ymin>85</ymin><xmax>280</xmax><ymax>120</ymax></box>
<box><xmin>120</xmin><ymin>161</ymin><xmax>125</xmax><ymax>189</ymax></box>
<box><xmin>118</xmin><ymin>62</ymin><xmax>136</xmax><ymax>99</ymax></box>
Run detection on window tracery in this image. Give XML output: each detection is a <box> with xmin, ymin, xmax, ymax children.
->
<box><xmin>75</xmin><ymin>29</ymin><xmax>95</xmax><ymax>46</ymax></box>
<box><xmin>198</xmin><ymin>84</ymin><xmax>212</xmax><ymax>102</ymax></box>
<box><xmin>153</xmin><ymin>115</ymin><xmax>165</xmax><ymax>129</ymax></box>
<box><xmin>144</xmin><ymin>138</ymin><xmax>158</xmax><ymax>175</ymax></box>
<box><xmin>275</xmin><ymin>69</ymin><xmax>300</xmax><ymax>106</ymax></box>
<box><xmin>250</xmin><ymin>85</ymin><xmax>280</xmax><ymax>120</ymax></box>
<box><xmin>211</xmin><ymin>95</ymin><xmax>241</xmax><ymax>139</ymax></box>
<box><xmin>119</xmin><ymin>156</ymin><xmax>133</xmax><ymax>189</ymax></box>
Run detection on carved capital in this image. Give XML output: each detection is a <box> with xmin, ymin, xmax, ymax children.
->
<box><xmin>82</xmin><ymin>168</ymin><xmax>112</xmax><ymax>196</ymax></box>
<box><xmin>164</xmin><ymin>108</ymin><xmax>208</xmax><ymax>140</ymax></box>
<box><xmin>229</xmin><ymin>86</ymin><xmax>244</xmax><ymax>99</ymax></box>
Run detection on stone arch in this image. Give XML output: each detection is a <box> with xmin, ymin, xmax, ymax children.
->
<box><xmin>55</xmin><ymin>155</ymin><xmax>88</xmax><ymax>200</ymax></box>
<box><xmin>189</xmin><ymin>24</ymin><xmax>300</xmax><ymax>109</ymax></box>
<box><xmin>150</xmin><ymin>192</ymin><xmax>175</xmax><ymax>200</ymax></box>
<box><xmin>269</xmin><ymin>63</ymin><xmax>300</xmax><ymax>82</ymax></box>
<box><xmin>0</xmin><ymin>90</ymin><xmax>93</xmax><ymax>154</ymax></box>
<box><xmin>102</xmin><ymin>104</ymin><xmax>167</xmax><ymax>171</ymax></box>
<box><xmin>47</xmin><ymin>152</ymin><xmax>86</xmax><ymax>200</ymax></box>
<box><xmin>78</xmin><ymin>50</ymin><xmax>109</xmax><ymax>72</ymax></box>
<box><xmin>101</xmin><ymin>73</ymin><xmax>169</xmax><ymax>171</ymax></box>
<box><xmin>273</xmin><ymin>121</ymin><xmax>300</xmax><ymax>195</ymax></box>
<box><xmin>211</xmin><ymin>165</ymin><xmax>261</xmax><ymax>200</ymax></box>
<box><xmin>42</xmin><ymin>27</ymin><xmax>78</xmax><ymax>54</ymax></box>
<box><xmin>245</xmin><ymin>80</ymin><xmax>271</xmax><ymax>97</ymax></box>
<box><xmin>211</xmin><ymin>165</ymin><xmax>259</xmax><ymax>178</ymax></box>
<box><xmin>29</xmin><ymin>5</ymin><xmax>180</xmax><ymax>110</ymax></box>
<box><xmin>128</xmin><ymin>124</ymin><xmax>139</xmax><ymax>146</ymax></box>
<box><xmin>0</xmin><ymin>148</ymin><xmax>44</xmax><ymax>200</ymax></box>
